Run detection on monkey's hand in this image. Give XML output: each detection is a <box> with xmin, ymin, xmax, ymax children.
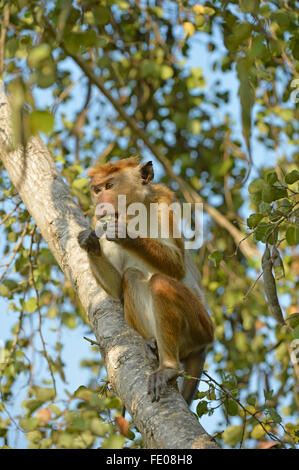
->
<box><xmin>78</xmin><ymin>228</ymin><xmax>101</xmax><ymax>254</ymax></box>
<box><xmin>148</xmin><ymin>367</ymin><xmax>182</xmax><ymax>402</ymax></box>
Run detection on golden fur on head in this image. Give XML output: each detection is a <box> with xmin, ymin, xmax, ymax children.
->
<box><xmin>87</xmin><ymin>156</ymin><xmax>174</xmax><ymax>205</ymax></box>
<box><xmin>87</xmin><ymin>157</ymin><xmax>140</xmax><ymax>179</ymax></box>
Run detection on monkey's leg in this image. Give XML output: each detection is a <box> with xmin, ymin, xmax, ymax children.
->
<box><xmin>122</xmin><ymin>268</ymin><xmax>179</xmax><ymax>400</ymax></box>
<box><xmin>122</xmin><ymin>268</ymin><xmax>156</xmax><ymax>340</ymax></box>
<box><xmin>123</xmin><ymin>270</ymin><xmax>213</xmax><ymax>402</ymax></box>
<box><xmin>181</xmin><ymin>347</ymin><xmax>206</xmax><ymax>406</ymax></box>
<box><xmin>149</xmin><ymin>274</ymin><xmax>214</xmax><ymax>403</ymax></box>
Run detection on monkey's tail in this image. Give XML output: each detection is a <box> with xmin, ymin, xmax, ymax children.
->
<box><xmin>181</xmin><ymin>347</ymin><xmax>206</xmax><ymax>406</ymax></box>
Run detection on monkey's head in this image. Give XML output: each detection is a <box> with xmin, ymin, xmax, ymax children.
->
<box><xmin>87</xmin><ymin>157</ymin><xmax>154</xmax><ymax>219</ymax></box>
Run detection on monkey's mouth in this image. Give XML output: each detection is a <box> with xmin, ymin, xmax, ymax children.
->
<box><xmin>95</xmin><ymin>204</ymin><xmax>118</xmax><ymax>220</ymax></box>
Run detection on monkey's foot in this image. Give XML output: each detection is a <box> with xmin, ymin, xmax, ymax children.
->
<box><xmin>78</xmin><ymin>228</ymin><xmax>101</xmax><ymax>254</ymax></box>
<box><xmin>145</xmin><ymin>338</ymin><xmax>159</xmax><ymax>362</ymax></box>
<box><xmin>148</xmin><ymin>368</ymin><xmax>180</xmax><ymax>402</ymax></box>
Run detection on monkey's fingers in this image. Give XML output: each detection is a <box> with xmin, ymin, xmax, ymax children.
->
<box><xmin>148</xmin><ymin>372</ymin><xmax>162</xmax><ymax>402</ymax></box>
<box><xmin>78</xmin><ymin>229</ymin><xmax>101</xmax><ymax>254</ymax></box>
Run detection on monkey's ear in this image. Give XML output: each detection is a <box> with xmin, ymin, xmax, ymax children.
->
<box><xmin>140</xmin><ymin>161</ymin><xmax>154</xmax><ymax>184</ymax></box>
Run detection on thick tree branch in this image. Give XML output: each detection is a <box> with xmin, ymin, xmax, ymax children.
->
<box><xmin>0</xmin><ymin>85</ymin><xmax>219</xmax><ymax>449</ymax></box>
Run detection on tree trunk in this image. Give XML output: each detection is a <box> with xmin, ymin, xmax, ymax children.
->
<box><xmin>0</xmin><ymin>85</ymin><xmax>219</xmax><ymax>449</ymax></box>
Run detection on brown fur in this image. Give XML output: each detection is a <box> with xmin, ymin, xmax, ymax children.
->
<box><xmin>88</xmin><ymin>156</ymin><xmax>139</xmax><ymax>178</ymax></box>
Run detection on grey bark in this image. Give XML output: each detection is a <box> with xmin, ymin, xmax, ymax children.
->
<box><xmin>0</xmin><ymin>85</ymin><xmax>219</xmax><ymax>449</ymax></box>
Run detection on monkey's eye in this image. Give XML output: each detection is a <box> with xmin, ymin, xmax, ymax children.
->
<box><xmin>105</xmin><ymin>182</ymin><xmax>113</xmax><ymax>190</ymax></box>
<box><xmin>93</xmin><ymin>186</ymin><xmax>101</xmax><ymax>194</ymax></box>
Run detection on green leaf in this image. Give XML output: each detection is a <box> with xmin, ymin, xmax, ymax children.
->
<box><xmin>262</xmin><ymin>185</ymin><xmax>287</xmax><ymax>202</ymax></box>
<box><xmin>236</xmin><ymin>58</ymin><xmax>254</xmax><ymax>163</ymax></box>
<box><xmin>225</xmin><ymin>399</ymin><xmax>239</xmax><ymax>416</ymax></box>
<box><xmin>203</xmin><ymin>6</ymin><xmax>215</xmax><ymax>15</ymax></box>
<box><xmin>47</xmin><ymin>306</ymin><xmax>59</xmax><ymax>318</ymax></box>
<box><xmin>286</xmin><ymin>225</ymin><xmax>299</xmax><ymax>246</ymax></box>
<box><xmin>160</xmin><ymin>65</ymin><xmax>173</xmax><ymax>80</ymax></box>
<box><xmin>64</xmin><ymin>31</ymin><xmax>97</xmax><ymax>55</ymax></box>
<box><xmin>62</xmin><ymin>313</ymin><xmax>76</xmax><ymax>329</ymax></box>
<box><xmin>239</xmin><ymin>0</ymin><xmax>258</xmax><ymax>13</ymax></box>
<box><xmin>90</xmin><ymin>419</ymin><xmax>110</xmax><ymax>437</ymax></box>
<box><xmin>188</xmin><ymin>119</ymin><xmax>201</xmax><ymax>135</ymax></box>
<box><xmin>254</xmin><ymin>222</ymin><xmax>277</xmax><ymax>244</ymax></box>
<box><xmin>24</xmin><ymin>298</ymin><xmax>37</xmax><ymax>313</ymax></box>
<box><xmin>287</xmin><ymin>313</ymin><xmax>299</xmax><ymax>329</ymax></box>
<box><xmin>196</xmin><ymin>400</ymin><xmax>209</xmax><ymax>417</ymax></box>
<box><xmin>247</xmin><ymin>213</ymin><xmax>264</xmax><ymax>229</ymax></box>
<box><xmin>20</xmin><ymin>418</ymin><xmax>40</xmax><ymax>432</ymax></box>
<box><xmin>30</xmin><ymin>111</ymin><xmax>54</xmax><ymax>134</ymax></box>
<box><xmin>294</xmin><ymin>325</ymin><xmax>299</xmax><ymax>340</ymax></box>
<box><xmin>105</xmin><ymin>396</ymin><xmax>122</xmax><ymax>409</ymax></box>
<box><xmin>34</xmin><ymin>387</ymin><xmax>55</xmax><ymax>402</ymax></box>
<box><xmin>140</xmin><ymin>60</ymin><xmax>160</xmax><ymax>78</ymax></box>
<box><xmin>248</xmin><ymin>178</ymin><xmax>266</xmax><ymax>194</ymax></box>
<box><xmin>251</xmin><ymin>424</ymin><xmax>266</xmax><ymax>440</ymax></box>
<box><xmin>72</xmin><ymin>178</ymin><xmax>89</xmax><ymax>190</ymax></box>
<box><xmin>208</xmin><ymin>251</ymin><xmax>223</xmax><ymax>267</ymax></box>
<box><xmin>279</xmin><ymin>199</ymin><xmax>293</xmax><ymax>213</ymax></box>
<box><xmin>266</xmin><ymin>172</ymin><xmax>278</xmax><ymax>184</ymax></box>
<box><xmin>285</xmin><ymin>170</ymin><xmax>299</xmax><ymax>184</ymax></box>
<box><xmin>102</xmin><ymin>434</ymin><xmax>125</xmax><ymax>449</ymax></box>
<box><xmin>247</xmin><ymin>395</ymin><xmax>257</xmax><ymax>407</ymax></box>
<box><xmin>74</xmin><ymin>386</ymin><xmax>93</xmax><ymax>401</ymax></box>
<box><xmin>222</xmin><ymin>425</ymin><xmax>243</xmax><ymax>447</ymax></box>
<box><xmin>28</xmin><ymin>45</ymin><xmax>50</xmax><ymax>67</ymax></box>
<box><xmin>94</xmin><ymin>6</ymin><xmax>109</xmax><ymax>25</ymax></box>
<box><xmin>23</xmin><ymin>399</ymin><xmax>43</xmax><ymax>415</ymax></box>
<box><xmin>0</xmin><ymin>284</ymin><xmax>10</xmax><ymax>297</ymax></box>
<box><xmin>71</xmin><ymin>416</ymin><xmax>86</xmax><ymax>431</ymax></box>
<box><xmin>264</xmin><ymin>389</ymin><xmax>274</xmax><ymax>401</ymax></box>
<box><xmin>269</xmin><ymin>408</ymin><xmax>282</xmax><ymax>424</ymax></box>
<box><xmin>259</xmin><ymin>201</ymin><xmax>272</xmax><ymax>216</ymax></box>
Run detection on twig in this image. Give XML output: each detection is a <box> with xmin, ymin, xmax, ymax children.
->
<box><xmin>94</xmin><ymin>142</ymin><xmax>115</xmax><ymax>166</ymax></box>
<box><xmin>51</xmin><ymin>76</ymin><xmax>83</xmax><ymax>114</ymax></box>
<box><xmin>201</xmin><ymin>371</ymin><xmax>286</xmax><ymax>446</ymax></box>
<box><xmin>0</xmin><ymin>200</ymin><xmax>21</xmax><ymax>226</ymax></box>
<box><xmin>83</xmin><ymin>336</ymin><xmax>102</xmax><ymax>348</ymax></box>
<box><xmin>243</xmin><ymin>271</ymin><xmax>263</xmax><ymax>301</ymax></box>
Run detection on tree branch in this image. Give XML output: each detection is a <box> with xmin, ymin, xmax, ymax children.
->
<box><xmin>0</xmin><ymin>85</ymin><xmax>219</xmax><ymax>449</ymax></box>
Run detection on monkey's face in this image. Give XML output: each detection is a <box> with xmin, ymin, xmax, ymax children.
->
<box><xmin>90</xmin><ymin>161</ymin><xmax>154</xmax><ymax>219</ymax></box>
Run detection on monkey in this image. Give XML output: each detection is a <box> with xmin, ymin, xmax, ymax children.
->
<box><xmin>78</xmin><ymin>157</ymin><xmax>214</xmax><ymax>405</ymax></box>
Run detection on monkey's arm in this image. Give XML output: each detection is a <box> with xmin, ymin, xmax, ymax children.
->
<box><xmin>108</xmin><ymin>225</ymin><xmax>185</xmax><ymax>280</ymax></box>
<box><xmin>78</xmin><ymin>228</ymin><xmax>122</xmax><ymax>299</ymax></box>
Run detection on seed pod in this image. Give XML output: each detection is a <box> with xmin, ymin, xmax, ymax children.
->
<box><xmin>272</xmin><ymin>246</ymin><xmax>285</xmax><ymax>280</ymax></box>
<box><xmin>262</xmin><ymin>246</ymin><xmax>286</xmax><ymax>325</ymax></box>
